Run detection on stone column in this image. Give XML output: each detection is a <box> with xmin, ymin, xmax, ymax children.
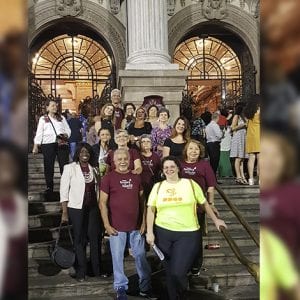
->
<box><xmin>126</xmin><ymin>0</ymin><xmax>177</xmax><ymax>70</ymax></box>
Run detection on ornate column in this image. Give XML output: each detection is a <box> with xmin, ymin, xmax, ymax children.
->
<box><xmin>119</xmin><ymin>0</ymin><xmax>187</xmax><ymax>121</ymax></box>
<box><xmin>126</xmin><ymin>0</ymin><xmax>177</xmax><ymax>69</ymax></box>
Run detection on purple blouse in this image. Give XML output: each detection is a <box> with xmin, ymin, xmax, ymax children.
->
<box><xmin>151</xmin><ymin>125</ymin><xmax>172</xmax><ymax>158</ymax></box>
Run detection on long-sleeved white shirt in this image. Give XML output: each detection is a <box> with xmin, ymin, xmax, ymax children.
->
<box><xmin>205</xmin><ymin>120</ymin><xmax>223</xmax><ymax>143</ymax></box>
<box><xmin>34</xmin><ymin>115</ymin><xmax>71</xmax><ymax>145</ymax></box>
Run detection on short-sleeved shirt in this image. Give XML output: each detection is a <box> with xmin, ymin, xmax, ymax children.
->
<box><xmin>100</xmin><ymin>170</ymin><xmax>143</xmax><ymax>231</ymax></box>
<box><xmin>260</xmin><ymin>228</ymin><xmax>299</xmax><ymax>300</ymax></box>
<box><xmin>163</xmin><ymin>138</ymin><xmax>186</xmax><ymax>159</ymax></box>
<box><xmin>114</xmin><ymin>107</ymin><xmax>124</xmax><ymax>130</ymax></box>
<box><xmin>140</xmin><ymin>152</ymin><xmax>161</xmax><ymax>197</ymax></box>
<box><xmin>105</xmin><ymin>148</ymin><xmax>140</xmax><ymax>171</ymax></box>
<box><xmin>180</xmin><ymin>160</ymin><xmax>216</xmax><ymax>193</ymax></box>
<box><xmin>147</xmin><ymin>178</ymin><xmax>206</xmax><ymax>231</ymax></box>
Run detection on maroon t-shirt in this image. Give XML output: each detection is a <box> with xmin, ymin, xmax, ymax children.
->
<box><xmin>106</xmin><ymin>148</ymin><xmax>140</xmax><ymax>171</ymax></box>
<box><xmin>261</xmin><ymin>181</ymin><xmax>300</xmax><ymax>264</ymax></box>
<box><xmin>100</xmin><ymin>170</ymin><xmax>143</xmax><ymax>231</ymax></box>
<box><xmin>140</xmin><ymin>152</ymin><xmax>161</xmax><ymax>197</ymax></box>
<box><xmin>114</xmin><ymin>107</ymin><xmax>124</xmax><ymax>130</ymax></box>
<box><xmin>180</xmin><ymin>160</ymin><xmax>216</xmax><ymax>192</ymax></box>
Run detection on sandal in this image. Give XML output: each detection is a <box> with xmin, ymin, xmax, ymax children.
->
<box><xmin>235</xmin><ymin>178</ymin><xmax>244</xmax><ymax>185</ymax></box>
<box><xmin>241</xmin><ymin>177</ymin><xmax>248</xmax><ymax>184</ymax></box>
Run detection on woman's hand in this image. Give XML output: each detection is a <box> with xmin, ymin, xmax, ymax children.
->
<box><xmin>211</xmin><ymin>205</ymin><xmax>220</xmax><ymax>217</ymax></box>
<box><xmin>32</xmin><ymin>145</ymin><xmax>39</xmax><ymax>154</ymax></box>
<box><xmin>146</xmin><ymin>232</ymin><xmax>155</xmax><ymax>246</ymax></box>
<box><xmin>214</xmin><ymin>219</ymin><xmax>227</xmax><ymax>232</ymax></box>
<box><xmin>105</xmin><ymin>225</ymin><xmax>118</xmax><ymax>236</ymax></box>
<box><xmin>61</xmin><ymin>211</ymin><xmax>69</xmax><ymax>224</ymax></box>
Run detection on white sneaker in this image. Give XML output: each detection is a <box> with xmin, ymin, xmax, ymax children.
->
<box><xmin>248</xmin><ymin>178</ymin><xmax>254</xmax><ymax>186</ymax></box>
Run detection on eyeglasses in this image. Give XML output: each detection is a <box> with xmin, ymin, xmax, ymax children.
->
<box><xmin>116</xmin><ymin>135</ymin><xmax>128</xmax><ymax>138</ymax></box>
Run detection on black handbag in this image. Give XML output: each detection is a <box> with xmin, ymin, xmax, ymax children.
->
<box><xmin>48</xmin><ymin>116</ymin><xmax>69</xmax><ymax>148</ymax></box>
<box><xmin>51</xmin><ymin>222</ymin><xmax>75</xmax><ymax>269</ymax></box>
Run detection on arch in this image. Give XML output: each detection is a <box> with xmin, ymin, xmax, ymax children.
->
<box><xmin>28</xmin><ymin>0</ymin><xmax>126</xmax><ymax>78</ymax></box>
<box><xmin>168</xmin><ymin>4</ymin><xmax>259</xmax><ymax>92</ymax></box>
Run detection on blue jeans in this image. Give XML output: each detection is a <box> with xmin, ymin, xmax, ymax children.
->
<box><xmin>69</xmin><ymin>142</ymin><xmax>77</xmax><ymax>161</ymax></box>
<box><xmin>109</xmin><ymin>230</ymin><xmax>152</xmax><ymax>291</ymax></box>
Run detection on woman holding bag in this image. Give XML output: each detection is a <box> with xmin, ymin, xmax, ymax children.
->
<box><xmin>60</xmin><ymin>143</ymin><xmax>106</xmax><ymax>281</ymax></box>
<box><xmin>32</xmin><ymin>99</ymin><xmax>71</xmax><ymax>197</ymax></box>
<box><xmin>146</xmin><ymin>156</ymin><xmax>226</xmax><ymax>300</ymax></box>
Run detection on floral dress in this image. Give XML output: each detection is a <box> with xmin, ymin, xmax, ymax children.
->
<box><xmin>151</xmin><ymin>125</ymin><xmax>172</xmax><ymax>158</ymax></box>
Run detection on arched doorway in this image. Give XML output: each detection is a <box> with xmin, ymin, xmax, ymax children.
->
<box><xmin>174</xmin><ymin>36</ymin><xmax>242</xmax><ymax>115</ymax></box>
<box><xmin>30</xmin><ymin>33</ymin><xmax>113</xmax><ymax>113</ymax></box>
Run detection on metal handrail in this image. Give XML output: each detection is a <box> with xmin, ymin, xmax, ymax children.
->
<box><xmin>215</xmin><ymin>184</ymin><xmax>259</xmax><ymax>247</ymax></box>
<box><xmin>220</xmin><ymin>226</ymin><xmax>260</xmax><ymax>283</ymax></box>
<box><xmin>215</xmin><ymin>184</ymin><xmax>260</xmax><ymax>283</ymax></box>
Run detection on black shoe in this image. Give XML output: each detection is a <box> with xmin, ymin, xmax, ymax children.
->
<box><xmin>70</xmin><ymin>274</ymin><xmax>85</xmax><ymax>282</ymax></box>
<box><xmin>191</xmin><ymin>268</ymin><xmax>201</xmax><ymax>277</ymax></box>
<box><xmin>139</xmin><ymin>290</ymin><xmax>158</xmax><ymax>300</ymax></box>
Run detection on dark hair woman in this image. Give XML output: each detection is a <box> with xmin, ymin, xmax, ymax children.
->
<box><xmin>162</xmin><ymin>116</ymin><xmax>190</xmax><ymax>159</ymax></box>
<box><xmin>146</xmin><ymin>156</ymin><xmax>226</xmax><ymax>300</ymax></box>
<box><xmin>127</xmin><ymin>106</ymin><xmax>152</xmax><ymax>149</ymax></box>
<box><xmin>230</xmin><ymin>102</ymin><xmax>248</xmax><ymax>184</ymax></box>
<box><xmin>95</xmin><ymin>103</ymin><xmax>115</xmax><ymax>143</ymax></box>
<box><xmin>147</xmin><ymin>104</ymin><xmax>159</xmax><ymax>128</ymax></box>
<box><xmin>244</xmin><ymin>95</ymin><xmax>261</xmax><ymax>185</ymax></box>
<box><xmin>60</xmin><ymin>142</ymin><xmax>107</xmax><ymax>281</ymax></box>
<box><xmin>32</xmin><ymin>99</ymin><xmax>71</xmax><ymax>196</ymax></box>
<box><xmin>121</xmin><ymin>102</ymin><xmax>136</xmax><ymax>130</ymax></box>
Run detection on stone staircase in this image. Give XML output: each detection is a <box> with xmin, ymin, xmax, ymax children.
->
<box><xmin>28</xmin><ymin>154</ymin><xmax>259</xmax><ymax>300</ymax></box>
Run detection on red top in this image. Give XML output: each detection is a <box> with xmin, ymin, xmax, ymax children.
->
<box><xmin>100</xmin><ymin>170</ymin><xmax>143</xmax><ymax>231</ymax></box>
<box><xmin>261</xmin><ymin>181</ymin><xmax>300</xmax><ymax>263</ymax></box>
<box><xmin>140</xmin><ymin>152</ymin><xmax>161</xmax><ymax>197</ymax></box>
<box><xmin>218</xmin><ymin>115</ymin><xmax>227</xmax><ymax>127</ymax></box>
<box><xmin>114</xmin><ymin>107</ymin><xmax>124</xmax><ymax>130</ymax></box>
<box><xmin>180</xmin><ymin>160</ymin><xmax>216</xmax><ymax>192</ymax></box>
<box><xmin>106</xmin><ymin>148</ymin><xmax>140</xmax><ymax>171</ymax></box>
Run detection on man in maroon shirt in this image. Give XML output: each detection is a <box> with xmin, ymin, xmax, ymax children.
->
<box><xmin>111</xmin><ymin>89</ymin><xmax>124</xmax><ymax>130</ymax></box>
<box><xmin>99</xmin><ymin>149</ymin><xmax>156</xmax><ymax>300</ymax></box>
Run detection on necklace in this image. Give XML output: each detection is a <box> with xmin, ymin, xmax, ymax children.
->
<box><xmin>81</xmin><ymin>165</ymin><xmax>94</xmax><ymax>183</ymax></box>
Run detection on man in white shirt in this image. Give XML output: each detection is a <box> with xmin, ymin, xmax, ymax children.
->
<box><xmin>205</xmin><ymin>112</ymin><xmax>224</xmax><ymax>175</ymax></box>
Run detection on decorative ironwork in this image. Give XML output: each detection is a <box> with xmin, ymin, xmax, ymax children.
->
<box><xmin>174</xmin><ymin>36</ymin><xmax>242</xmax><ymax>115</ymax></box>
<box><xmin>31</xmin><ymin>34</ymin><xmax>113</xmax><ymax>98</ymax></box>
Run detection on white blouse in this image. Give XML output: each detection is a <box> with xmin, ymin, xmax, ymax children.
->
<box><xmin>34</xmin><ymin>115</ymin><xmax>71</xmax><ymax>145</ymax></box>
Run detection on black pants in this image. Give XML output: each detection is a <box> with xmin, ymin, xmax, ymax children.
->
<box><xmin>41</xmin><ymin>143</ymin><xmax>69</xmax><ymax>190</ymax></box>
<box><xmin>206</xmin><ymin>142</ymin><xmax>220</xmax><ymax>175</ymax></box>
<box><xmin>191</xmin><ymin>212</ymin><xmax>205</xmax><ymax>271</ymax></box>
<box><xmin>155</xmin><ymin>226</ymin><xmax>200</xmax><ymax>300</ymax></box>
<box><xmin>68</xmin><ymin>205</ymin><xmax>103</xmax><ymax>278</ymax></box>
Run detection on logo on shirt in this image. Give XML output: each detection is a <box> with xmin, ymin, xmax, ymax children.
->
<box><xmin>183</xmin><ymin>167</ymin><xmax>196</xmax><ymax>176</ymax></box>
<box><xmin>142</xmin><ymin>159</ymin><xmax>153</xmax><ymax>167</ymax></box>
<box><xmin>120</xmin><ymin>179</ymin><xmax>133</xmax><ymax>190</ymax></box>
<box><xmin>163</xmin><ymin>188</ymin><xmax>182</xmax><ymax>203</ymax></box>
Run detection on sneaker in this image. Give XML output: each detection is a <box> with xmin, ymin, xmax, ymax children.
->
<box><xmin>139</xmin><ymin>290</ymin><xmax>158</xmax><ymax>299</ymax></box>
<box><xmin>248</xmin><ymin>178</ymin><xmax>254</xmax><ymax>186</ymax></box>
<box><xmin>116</xmin><ymin>286</ymin><xmax>128</xmax><ymax>300</ymax></box>
<box><xmin>191</xmin><ymin>268</ymin><xmax>201</xmax><ymax>277</ymax></box>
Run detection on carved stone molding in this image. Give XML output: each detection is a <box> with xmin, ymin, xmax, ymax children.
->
<box><xmin>201</xmin><ymin>0</ymin><xmax>229</xmax><ymax>20</ymax></box>
<box><xmin>56</xmin><ymin>0</ymin><xmax>83</xmax><ymax>17</ymax></box>
<box><xmin>167</xmin><ymin>0</ymin><xmax>176</xmax><ymax>16</ymax></box>
<box><xmin>168</xmin><ymin>4</ymin><xmax>260</xmax><ymax>92</ymax></box>
<box><xmin>29</xmin><ymin>0</ymin><xmax>126</xmax><ymax>77</ymax></box>
<box><xmin>110</xmin><ymin>0</ymin><xmax>120</xmax><ymax>14</ymax></box>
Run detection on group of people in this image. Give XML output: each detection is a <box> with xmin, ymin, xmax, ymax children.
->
<box><xmin>32</xmin><ymin>89</ymin><xmax>262</xmax><ymax>300</ymax></box>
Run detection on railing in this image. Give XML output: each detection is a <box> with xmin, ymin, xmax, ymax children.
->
<box><xmin>216</xmin><ymin>184</ymin><xmax>260</xmax><ymax>283</ymax></box>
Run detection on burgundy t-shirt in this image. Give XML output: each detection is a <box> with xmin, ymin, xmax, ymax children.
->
<box><xmin>114</xmin><ymin>107</ymin><xmax>124</xmax><ymax>130</ymax></box>
<box><xmin>100</xmin><ymin>170</ymin><xmax>143</xmax><ymax>231</ymax></box>
<box><xmin>140</xmin><ymin>152</ymin><xmax>161</xmax><ymax>196</ymax></box>
<box><xmin>180</xmin><ymin>160</ymin><xmax>216</xmax><ymax>192</ymax></box>
<box><xmin>106</xmin><ymin>148</ymin><xmax>140</xmax><ymax>171</ymax></box>
<box><xmin>261</xmin><ymin>181</ymin><xmax>300</xmax><ymax>264</ymax></box>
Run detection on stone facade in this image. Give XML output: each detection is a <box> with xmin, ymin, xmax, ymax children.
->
<box><xmin>29</xmin><ymin>0</ymin><xmax>260</xmax><ymax>113</ymax></box>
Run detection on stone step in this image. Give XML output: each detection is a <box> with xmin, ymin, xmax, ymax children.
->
<box><xmin>29</xmin><ymin>202</ymin><xmax>61</xmax><ymax>215</ymax></box>
<box><xmin>29</xmin><ymin>184</ymin><xmax>60</xmax><ymax>192</ymax></box>
<box><xmin>29</xmin><ymin>212</ymin><xmax>62</xmax><ymax>229</ymax></box>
